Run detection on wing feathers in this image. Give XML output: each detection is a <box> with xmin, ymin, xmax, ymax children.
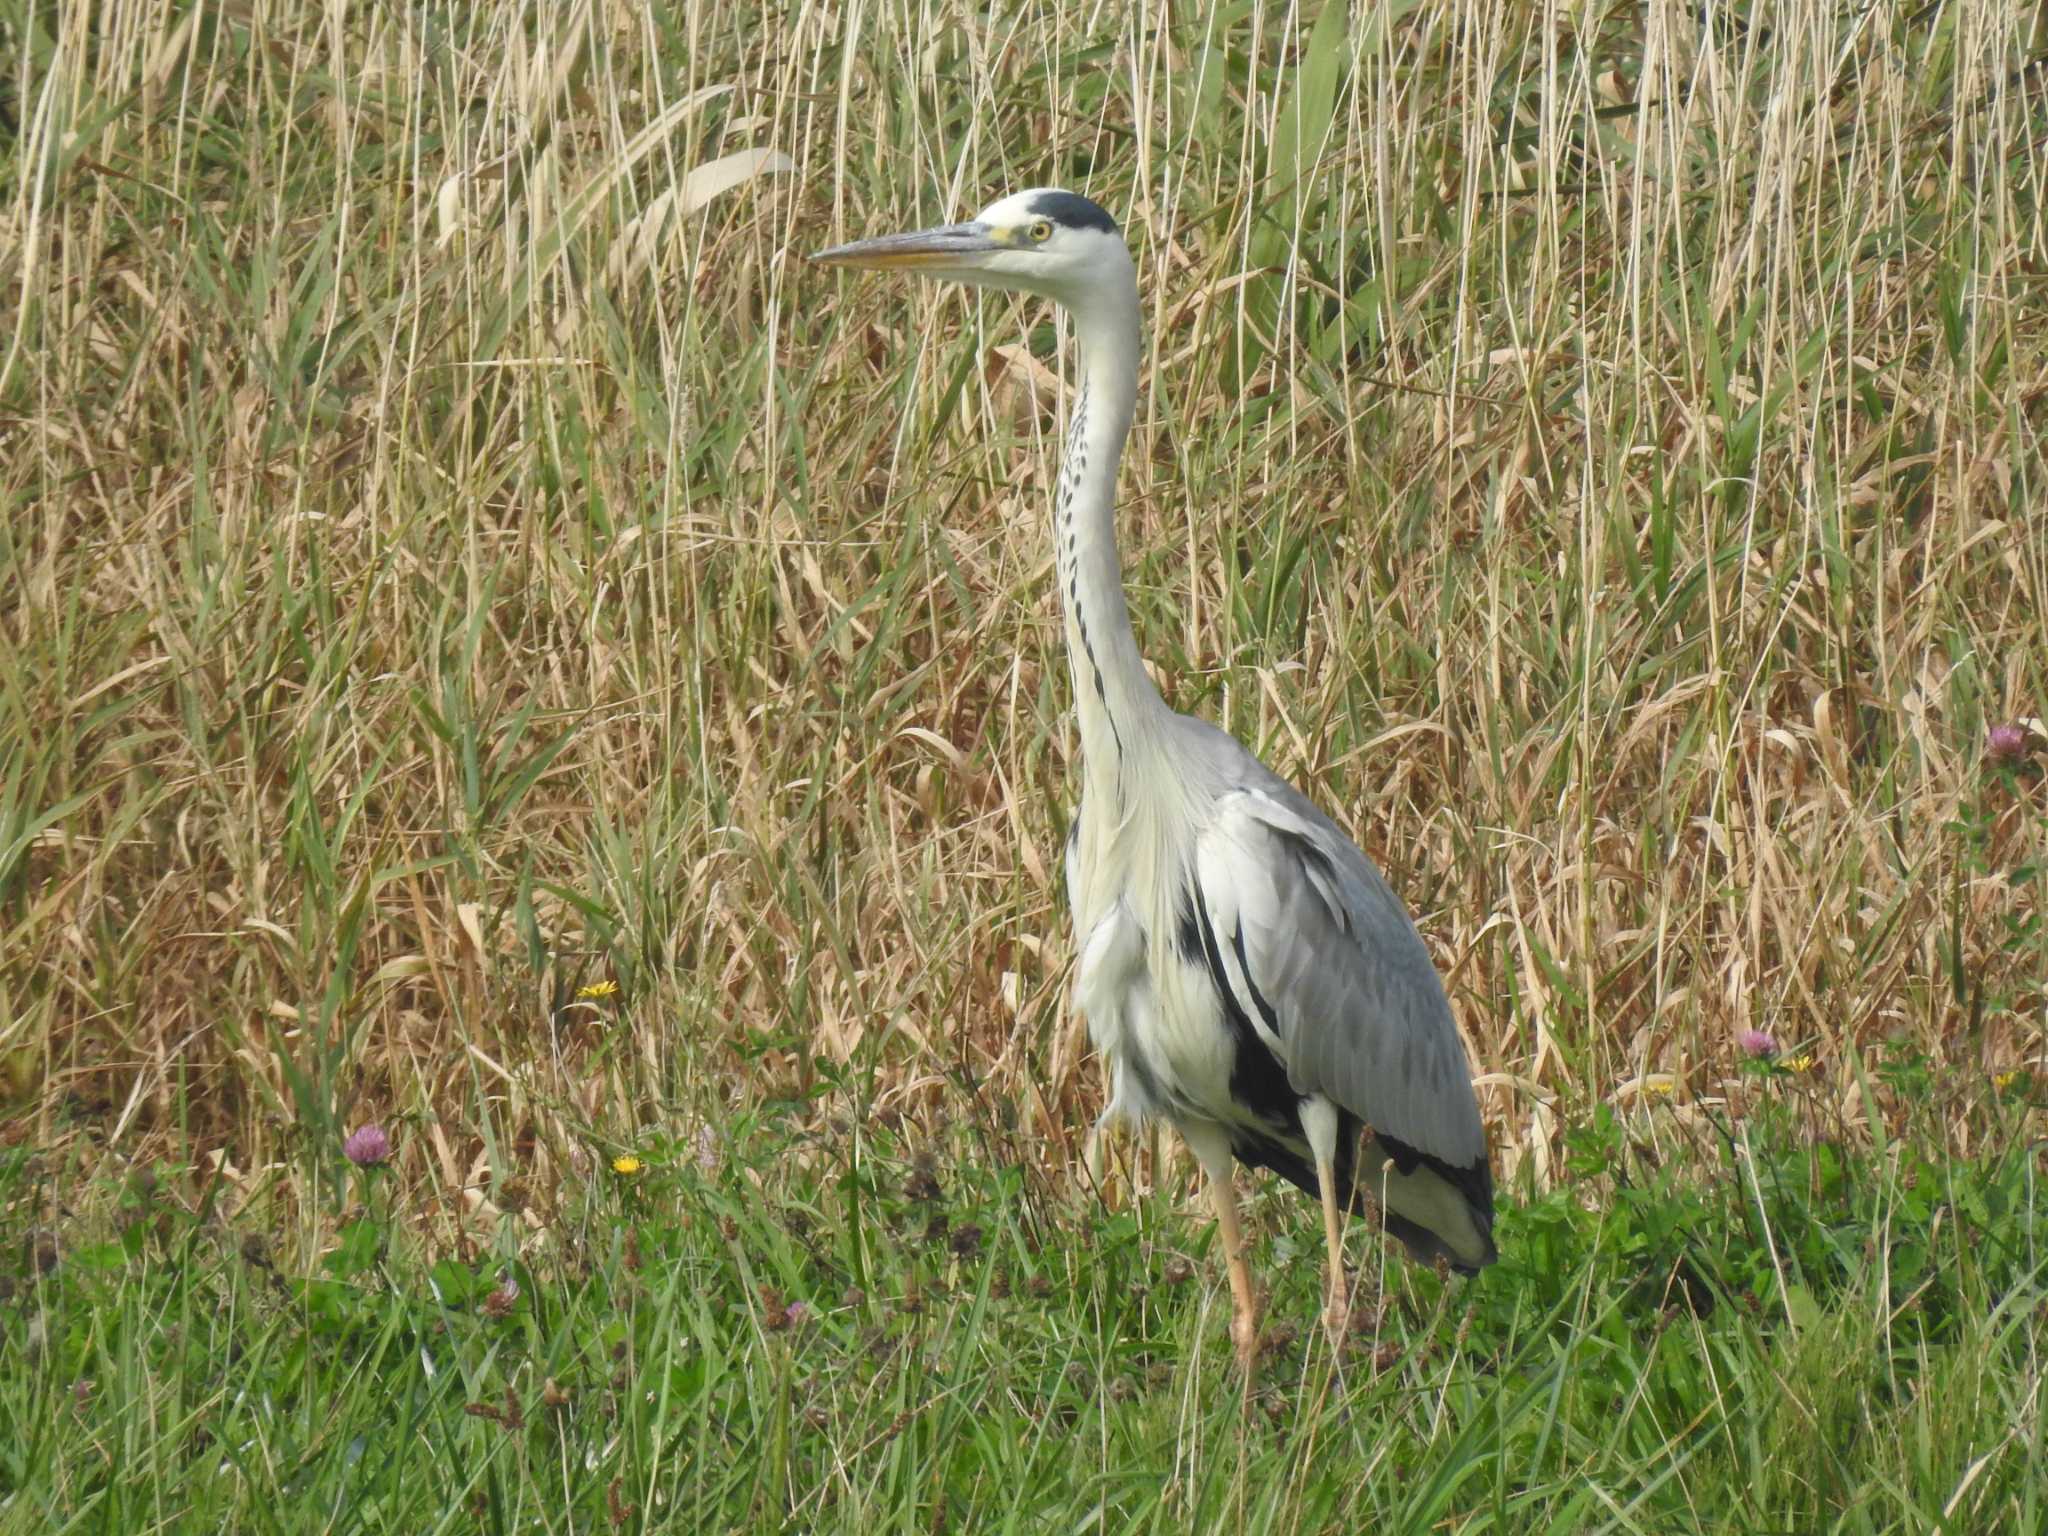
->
<box><xmin>1191</xmin><ymin>789</ymin><xmax>1486</xmax><ymax>1172</ymax></box>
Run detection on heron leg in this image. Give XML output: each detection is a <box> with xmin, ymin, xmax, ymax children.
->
<box><xmin>1187</xmin><ymin>1127</ymin><xmax>1259</xmax><ymax>1374</ymax></box>
<box><xmin>1082</xmin><ymin>1112</ymin><xmax>1112</xmax><ymax>1186</ymax></box>
<box><xmin>1205</xmin><ymin>1170</ymin><xmax>1260</xmax><ymax>1373</ymax></box>
<box><xmin>1300</xmin><ymin>1096</ymin><xmax>1349</xmax><ymax>1352</ymax></box>
<box><xmin>1315</xmin><ymin>1149</ymin><xmax>1349</xmax><ymax>1350</ymax></box>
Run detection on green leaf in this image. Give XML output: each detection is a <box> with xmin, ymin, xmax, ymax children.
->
<box><xmin>324</xmin><ymin>1219</ymin><xmax>383</xmax><ymax>1279</ymax></box>
<box><xmin>69</xmin><ymin>1241</ymin><xmax>130</xmax><ymax>1272</ymax></box>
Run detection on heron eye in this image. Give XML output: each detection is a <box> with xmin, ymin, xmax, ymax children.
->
<box><xmin>1029</xmin><ymin>220</ymin><xmax>1053</xmax><ymax>243</ymax></box>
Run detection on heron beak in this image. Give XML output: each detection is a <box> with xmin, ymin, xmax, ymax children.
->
<box><xmin>810</xmin><ymin>222</ymin><xmax>999</xmax><ymax>271</ymax></box>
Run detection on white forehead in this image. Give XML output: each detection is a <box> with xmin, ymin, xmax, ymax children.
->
<box><xmin>975</xmin><ymin>187</ymin><xmax>1060</xmax><ymax>226</ymax></box>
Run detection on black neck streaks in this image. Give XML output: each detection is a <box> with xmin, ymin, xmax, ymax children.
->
<box><xmin>1056</xmin><ymin>380</ymin><xmax>1121</xmax><ymax>757</ymax></box>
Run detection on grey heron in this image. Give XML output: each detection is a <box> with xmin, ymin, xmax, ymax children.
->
<box><xmin>813</xmin><ymin>189</ymin><xmax>1495</xmax><ymax>1368</ymax></box>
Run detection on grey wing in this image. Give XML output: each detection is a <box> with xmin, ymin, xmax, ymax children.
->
<box><xmin>1190</xmin><ymin>786</ymin><xmax>1487</xmax><ymax>1174</ymax></box>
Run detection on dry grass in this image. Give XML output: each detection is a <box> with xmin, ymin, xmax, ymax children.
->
<box><xmin>3</xmin><ymin>0</ymin><xmax>2045</xmax><ymax>1242</ymax></box>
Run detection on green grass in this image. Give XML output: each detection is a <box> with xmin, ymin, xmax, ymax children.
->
<box><xmin>5</xmin><ymin>1070</ymin><xmax>2045</xmax><ymax>1531</ymax></box>
<box><xmin>4</xmin><ymin>0</ymin><xmax>2048</xmax><ymax>1528</ymax></box>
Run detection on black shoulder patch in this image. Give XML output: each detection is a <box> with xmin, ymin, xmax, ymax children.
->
<box><xmin>1027</xmin><ymin>190</ymin><xmax>1118</xmax><ymax>236</ymax></box>
<box><xmin>1174</xmin><ymin>887</ymin><xmax>1204</xmax><ymax>963</ymax></box>
<box><xmin>1189</xmin><ymin>881</ymin><xmax>1300</xmax><ymax>1132</ymax></box>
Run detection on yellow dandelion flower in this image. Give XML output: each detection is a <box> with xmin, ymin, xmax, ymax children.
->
<box><xmin>1643</xmin><ymin>1078</ymin><xmax>1675</xmax><ymax>1097</ymax></box>
<box><xmin>1994</xmin><ymin>1070</ymin><xmax>2020</xmax><ymax>1090</ymax></box>
<box><xmin>1782</xmin><ymin>1055</ymin><xmax>1815</xmax><ymax>1073</ymax></box>
<box><xmin>577</xmin><ymin>979</ymin><xmax>620</xmax><ymax>1000</ymax></box>
<box><xmin>612</xmin><ymin>1154</ymin><xmax>643</xmax><ymax>1176</ymax></box>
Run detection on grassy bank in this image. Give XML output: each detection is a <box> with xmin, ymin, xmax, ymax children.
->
<box><xmin>3</xmin><ymin>0</ymin><xmax>2046</xmax><ymax>1528</ymax></box>
<box><xmin>4</xmin><ymin>1071</ymin><xmax>2044</xmax><ymax>1531</ymax></box>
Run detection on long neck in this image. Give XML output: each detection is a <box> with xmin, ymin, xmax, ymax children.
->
<box><xmin>1053</xmin><ymin>273</ymin><xmax>1167</xmax><ymax>791</ymax></box>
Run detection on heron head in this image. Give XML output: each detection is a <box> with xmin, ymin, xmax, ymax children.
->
<box><xmin>811</xmin><ymin>188</ymin><xmax>1129</xmax><ymax>308</ymax></box>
